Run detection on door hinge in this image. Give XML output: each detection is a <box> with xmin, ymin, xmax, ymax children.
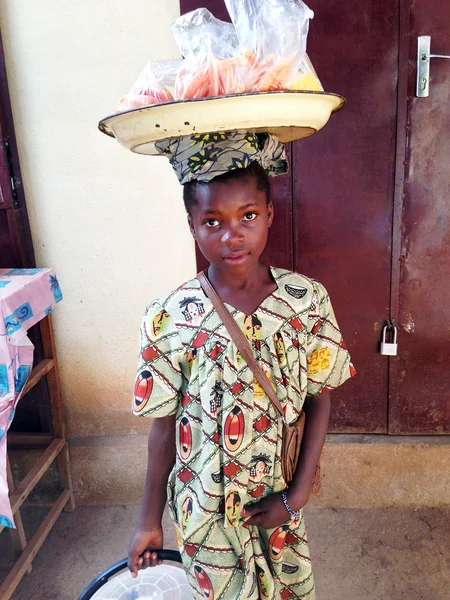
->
<box><xmin>3</xmin><ymin>137</ymin><xmax>20</xmax><ymax>208</ymax></box>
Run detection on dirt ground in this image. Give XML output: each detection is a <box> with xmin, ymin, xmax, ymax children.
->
<box><xmin>1</xmin><ymin>505</ymin><xmax>449</xmax><ymax>599</ymax></box>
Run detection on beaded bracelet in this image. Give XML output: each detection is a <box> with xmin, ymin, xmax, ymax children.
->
<box><xmin>281</xmin><ymin>490</ymin><xmax>300</xmax><ymax>519</ymax></box>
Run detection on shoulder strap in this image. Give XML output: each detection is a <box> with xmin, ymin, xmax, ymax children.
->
<box><xmin>197</xmin><ymin>270</ymin><xmax>284</xmax><ymax>418</ymax></box>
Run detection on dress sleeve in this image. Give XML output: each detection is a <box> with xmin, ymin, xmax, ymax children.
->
<box><xmin>132</xmin><ymin>302</ymin><xmax>184</xmax><ymax>417</ymax></box>
<box><xmin>306</xmin><ymin>281</ymin><xmax>356</xmax><ymax>397</ymax></box>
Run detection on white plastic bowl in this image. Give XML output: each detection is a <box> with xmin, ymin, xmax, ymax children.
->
<box><xmin>90</xmin><ymin>564</ymin><xmax>193</xmax><ymax>600</ymax></box>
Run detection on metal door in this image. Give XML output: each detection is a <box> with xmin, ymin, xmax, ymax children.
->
<box><xmin>389</xmin><ymin>0</ymin><xmax>450</xmax><ymax>433</ymax></box>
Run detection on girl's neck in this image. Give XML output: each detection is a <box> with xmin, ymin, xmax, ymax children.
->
<box><xmin>207</xmin><ymin>262</ymin><xmax>269</xmax><ymax>291</ymax></box>
<box><xmin>206</xmin><ymin>263</ymin><xmax>277</xmax><ymax>315</ymax></box>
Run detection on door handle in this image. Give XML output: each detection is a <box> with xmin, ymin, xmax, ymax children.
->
<box><xmin>416</xmin><ymin>36</ymin><xmax>450</xmax><ymax>97</ymax></box>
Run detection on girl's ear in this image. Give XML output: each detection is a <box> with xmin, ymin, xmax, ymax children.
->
<box><xmin>187</xmin><ymin>214</ymin><xmax>196</xmax><ymax>239</ymax></box>
<box><xmin>267</xmin><ymin>202</ymin><xmax>274</xmax><ymax>228</ymax></box>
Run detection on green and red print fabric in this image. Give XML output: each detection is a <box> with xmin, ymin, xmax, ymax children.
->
<box><xmin>134</xmin><ymin>268</ymin><xmax>355</xmax><ymax>599</ymax></box>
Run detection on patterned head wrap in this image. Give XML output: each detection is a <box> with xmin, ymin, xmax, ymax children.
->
<box><xmin>154</xmin><ymin>131</ymin><xmax>288</xmax><ymax>184</ymax></box>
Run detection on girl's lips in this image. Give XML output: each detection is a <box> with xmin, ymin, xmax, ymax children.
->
<box><xmin>223</xmin><ymin>253</ymin><xmax>249</xmax><ymax>264</ymax></box>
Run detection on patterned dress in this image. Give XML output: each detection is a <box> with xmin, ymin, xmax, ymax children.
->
<box><xmin>133</xmin><ymin>268</ymin><xmax>355</xmax><ymax>600</ymax></box>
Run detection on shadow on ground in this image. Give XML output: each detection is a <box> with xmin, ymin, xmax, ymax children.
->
<box><xmin>1</xmin><ymin>506</ymin><xmax>449</xmax><ymax>599</ymax></box>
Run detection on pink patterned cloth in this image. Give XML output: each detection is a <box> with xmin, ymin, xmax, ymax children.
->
<box><xmin>0</xmin><ymin>268</ymin><xmax>63</xmax><ymax>528</ymax></box>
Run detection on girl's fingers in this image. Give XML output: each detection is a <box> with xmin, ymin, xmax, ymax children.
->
<box><xmin>242</xmin><ymin>501</ymin><xmax>263</xmax><ymax>518</ymax></box>
<box><xmin>140</xmin><ymin>551</ymin><xmax>150</xmax><ymax>569</ymax></box>
<box><xmin>137</xmin><ymin>550</ymin><xmax>164</xmax><ymax>570</ymax></box>
<box><xmin>246</xmin><ymin>512</ymin><xmax>265</xmax><ymax>526</ymax></box>
<box><xmin>242</xmin><ymin>504</ymin><xmax>253</xmax><ymax>516</ymax></box>
<box><xmin>150</xmin><ymin>552</ymin><xmax>159</xmax><ymax>567</ymax></box>
<box><xmin>128</xmin><ymin>549</ymin><xmax>142</xmax><ymax>574</ymax></box>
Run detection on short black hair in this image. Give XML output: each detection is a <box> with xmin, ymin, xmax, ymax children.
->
<box><xmin>183</xmin><ymin>161</ymin><xmax>271</xmax><ymax>214</ymax></box>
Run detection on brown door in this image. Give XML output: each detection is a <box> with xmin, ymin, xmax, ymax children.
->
<box><xmin>389</xmin><ymin>1</ymin><xmax>450</xmax><ymax>433</ymax></box>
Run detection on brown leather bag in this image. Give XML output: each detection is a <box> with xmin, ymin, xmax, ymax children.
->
<box><xmin>198</xmin><ymin>271</ymin><xmax>321</xmax><ymax>491</ymax></box>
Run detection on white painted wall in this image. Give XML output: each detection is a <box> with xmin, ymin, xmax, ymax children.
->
<box><xmin>0</xmin><ymin>0</ymin><xmax>194</xmax><ymax>437</ymax></box>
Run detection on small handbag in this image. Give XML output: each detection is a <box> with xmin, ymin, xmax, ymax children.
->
<box><xmin>198</xmin><ymin>271</ymin><xmax>321</xmax><ymax>492</ymax></box>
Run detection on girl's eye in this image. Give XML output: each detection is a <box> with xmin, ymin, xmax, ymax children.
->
<box><xmin>204</xmin><ymin>219</ymin><xmax>219</xmax><ymax>228</ymax></box>
<box><xmin>243</xmin><ymin>212</ymin><xmax>257</xmax><ymax>222</ymax></box>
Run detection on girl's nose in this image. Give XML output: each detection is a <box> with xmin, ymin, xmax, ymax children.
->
<box><xmin>220</xmin><ymin>223</ymin><xmax>243</xmax><ymax>246</ymax></box>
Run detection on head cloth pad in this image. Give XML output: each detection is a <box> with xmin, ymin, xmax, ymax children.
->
<box><xmin>155</xmin><ymin>131</ymin><xmax>288</xmax><ymax>184</ymax></box>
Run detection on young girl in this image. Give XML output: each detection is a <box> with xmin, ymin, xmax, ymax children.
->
<box><xmin>128</xmin><ymin>132</ymin><xmax>355</xmax><ymax>599</ymax></box>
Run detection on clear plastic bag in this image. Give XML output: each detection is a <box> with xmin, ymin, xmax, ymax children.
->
<box><xmin>224</xmin><ymin>0</ymin><xmax>313</xmax><ymax>62</ymax></box>
<box><xmin>116</xmin><ymin>60</ymin><xmax>182</xmax><ymax>112</ymax></box>
<box><xmin>116</xmin><ymin>0</ymin><xmax>322</xmax><ymax>110</ymax></box>
<box><xmin>175</xmin><ymin>53</ymin><xmax>253</xmax><ymax>99</ymax></box>
<box><xmin>290</xmin><ymin>53</ymin><xmax>323</xmax><ymax>91</ymax></box>
<box><xmin>171</xmin><ymin>8</ymin><xmax>239</xmax><ymax>62</ymax></box>
<box><xmin>172</xmin><ymin>1</ymin><xmax>322</xmax><ymax>100</ymax></box>
<box><xmin>223</xmin><ymin>0</ymin><xmax>321</xmax><ymax>92</ymax></box>
<box><xmin>171</xmin><ymin>8</ymin><xmax>242</xmax><ymax>99</ymax></box>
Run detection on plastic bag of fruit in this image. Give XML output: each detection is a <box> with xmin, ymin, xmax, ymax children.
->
<box><xmin>171</xmin><ymin>0</ymin><xmax>322</xmax><ymax>100</ymax></box>
<box><xmin>171</xmin><ymin>8</ymin><xmax>241</xmax><ymax>99</ymax></box>
<box><xmin>116</xmin><ymin>0</ymin><xmax>322</xmax><ymax>110</ymax></box>
<box><xmin>223</xmin><ymin>0</ymin><xmax>322</xmax><ymax>93</ymax></box>
<box><xmin>116</xmin><ymin>60</ymin><xmax>182</xmax><ymax>112</ymax></box>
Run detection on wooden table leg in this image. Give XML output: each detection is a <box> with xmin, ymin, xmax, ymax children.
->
<box><xmin>39</xmin><ymin>314</ymin><xmax>76</xmax><ymax>511</ymax></box>
<box><xmin>6</xmin><ymin>460</ymin><xmax>32</xmax><ymax>574</ymax></box>
<box><xmin>0</xmin><ymin>489</ymin><xmax>71</xmax><ymax>600</ymax></box>
<box><xmin>56</xmin><ymin>443</ymin><xmax>75</xmax><ymax>512</ymax></box>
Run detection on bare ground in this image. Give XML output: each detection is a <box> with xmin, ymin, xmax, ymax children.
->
<box><xmin>0</xmin><ymin>505</ymin><xmax>449</xmax><ymax>599</ymax></box>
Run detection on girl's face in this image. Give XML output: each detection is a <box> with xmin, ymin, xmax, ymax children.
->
<box><xmin>188</xmin><ymin>176</ymin><xmax>273</xmax><ymax>271</ymax></box>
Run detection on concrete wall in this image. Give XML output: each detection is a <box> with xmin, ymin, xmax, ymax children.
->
<box><xmin>68</xmin><ymin>435</ymin><xmax>450</xmax><ymax>508</ymax></box>
<box><xmin>0</xmin><ymin>0</ymin><xmax>194</xmax><ymax>441</ymax></box>
<box><xmin>11</xmin><ymin>435</ymin><xmax>450</xmax><ymax>509</ymax></box>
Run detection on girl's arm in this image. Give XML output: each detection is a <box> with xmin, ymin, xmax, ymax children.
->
<box><xmin>128</xmin><ymin>414</ymin><xmax>176</xmax><ymax>576</ymax></box>
<box><xmin>288</xmin><ymin>390</ymin><xmax>331</xmax><ymax>510</ymax></box>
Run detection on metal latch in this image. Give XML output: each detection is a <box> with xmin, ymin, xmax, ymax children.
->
<box><xmin>416</xmin><ymin>36</ymin><xmax>450</xmax><ymax>97</ymax></box>
<box><xmin>380</xmin><ymin>321</ymin><xmax>398</xmax><ymax>356</ymax></box>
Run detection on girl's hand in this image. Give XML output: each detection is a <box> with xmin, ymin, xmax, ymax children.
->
<box><xmin>242</xmin><ymin>493</ymin><xmax>290</xmax><ymax>529</ymax></box>
<box><xmin>128</xmin><ymin>525</ymin><xmax>163</xmax><ymax>578</ymax></box>
<box><xmin>242</xmin><ymin>487</ymin><xmax>311</xmax><ymax>529</ymax></box>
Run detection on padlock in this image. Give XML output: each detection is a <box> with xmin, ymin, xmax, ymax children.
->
<box><xmin>380</xmin><ymin>325</ymin><xmax>398</xmax><ymax>356</ymax></box>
